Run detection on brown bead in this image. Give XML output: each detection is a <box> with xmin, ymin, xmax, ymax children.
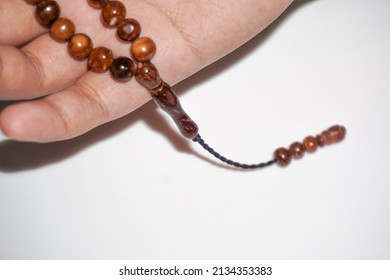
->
<box><xmin>317</xmin><ymin>125</ymin><xmax>346</xmax><ymax>147</ymax></box>
<box><xmin>131</xmin><ymin>37</ymin><xmax>156</xmax><ymax>62</ymax></box>
<box><xmin>178</xmin><ymin>114</ymin><xmax>199</xmax><ymax>139</ymax></box>
<box><xmin>88</xmin><ymin>0</ymin><xmax>109</xmax><ymax>8</ymax></box>
<box><xmin>117</xmin><ymin>18</ymin><xmax>141</xmax><ymax>42</ymax></box>
<box><xmin>110</xmin><ymin>57</ymin><xmax>136</xmax><ymax>82</ymax></box>
<box><xmin>102</xmin><ymin>1</ymin><xmax>126</xmax><ymax>27</ymax></box>
<box><xmin>135</xmin><ymin>62</ymin><xmax>163</xmax><ymax>90</ymax></box>
<box><xmin>25</xmin><ymin>0</ymin><xmax>43</xmax><ymax>5</ymax></box>
<box><xmin>88</xmin><ymin>47</ymin><xmax>114</xmax><ymax>73</ymax></box>
<box><xmin>152</xmin><ymin>83</ymin><xmax>179</xmax><ymax>110</ymax></box>
<box><xmin>303</xmin><ymin>136</ymin><xmax>318</xmax><ymax>153</ymax></box>
<box><xmin>50</xmin><ymin>18</ymin><xmax>75</xmax><ymax>42</ymax></box>
<box><xmin>289</xmin><ymin>142</ymin><xmax>305</xmax><ymax>159</ymax></box>
<box><xmin>68</xmin><ymin>33</ymin><xmax>93</xmax><ymax>60</ymax></box>
<box><xmin>35</xmin><ymin>0</ymin><xmax>60</xmax><ymax>28</ymax></box>
<box><xmin>274</xmin><ymin>148</ymin><xmax>291</xmax><ymax>167</ymax></box>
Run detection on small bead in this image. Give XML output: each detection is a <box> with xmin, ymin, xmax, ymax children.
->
<box><xmin>88</xmin><ymin>0</ymin><xmax>109</xmax><ymax>8</ymax></box>
<box><xmin>117</xmin><ymin>18</ymin><xmax>141</xmax><ymax>42</ymax></box>
<box><xmin>110</xmin><ymin>57</ymin><xmax>136</xmax><ymax>81</ymax></box>
<box><xmin>135</xmin><ymin>62</ymin><xmax>163</xmax><ymax>90</ymax></box>
<box><xmin>68</xmin><ymin>33</ymin><xmax>93</xmax><ymax>60</ymax></box>
<box><xmin>88</xmin><ymin>47</ymin><xmax>114</xmax><ymax>73</ymax></box>
<box><xmin>50</xmin><ymin>18</ymin><xmax>75</xmax><ymax>42</ymax></box>
<box><xmin>131</xmin><ymin>37</ymin><xmax>157</xmax><ymax>62</ymax></box>
<box><xmin>102</xmin><ymin>1</ymin><xmax>127</xmax><ymax>27</ymax></box>
<box><xmin>303</xmin><ymin>136</ymin><xmax>318</xmax><ymax>153</ymax></box>
<box><xmin>25</xmin><ymin>0</ymin><xmax>43</xmax><ymax>5</ymax></box>
<box><xmin>274</xmin><ymin>148</ymin><xmax>291</xmax><ymax>167</ymax></box>
<box><xmin>289</xmin><ymin>142</ymin><xmax>305</xmax><ymax>159</ymax></box>
<box><xmin>35</xmin><ymin>0</ymin><xmax>60</xmax><ymax>28</ymax></box>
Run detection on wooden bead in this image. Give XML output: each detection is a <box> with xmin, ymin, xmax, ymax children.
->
<box><xmin>303</xmin><ymin>136</ymin><xmax>318</xmax><ymax>153</ymax></box>
<box><xmin>135</xmin><ymin>62</ymin><xmax>163</xmax><ymax>90</ymax></box>
<box><xmin>289</xmin><ymin>142</ymin><xmax>305</xmax><ymax>159</ymax></box>
<box><xmin>110</xmin><ymin>57</ymin><xmax>136</xmax><ymax>81</ymax></box>
<box><xmin>88</xmin><ymin>0</ymin><xmax>109</xmax><ymax>8</ymax></box>
<box><xmin>25</xmin><ymin>0</ymin><xmax>43</xmax><ymax>5</ymax></box>
<box><xmin>35</xmin><ymin>0</ymin><xmax>60</xmax><ymax>28</ymax></box>
<box><xmin>50</xmin><ymin>18</ymin><xmax>75</xmax><ymax>42</ymax></box>
<box><xmin>317</xmin><ymin>125</ymin><xmax>346</xmax><ymax>147</ymax></box>
<box><xmin>88</xmin><ymin>47</ymin><xmax>114</xmax><ymax>73</ymax></box>
<box><xmin>148</xmin><ymin>82</ymin><xmax>198</xmax><ymax>139</ymax></box>
<box><xmin>68</xmin><ymin>33</ymin><xmax>93</xmax><ymax>60</ymax></box>
<box><xmin>152</xmin><ymin>82</ymin><xmax>179</xmax><ymax>110</ymax></box>
<box><xmin>274</xmin><ymin>148</ymin><xmax>291</xmax><ymax>167</ymax></box>
<box><xmin>102</xmin><ymin>1</ymin><xmax>126</xmax><ymax>27</ymax></box>
<box><xmin>117</xmin><ymin>18</ymin><xmax>141</xmax><ymax>42</ymax></box>
<box><xmin>178</xmin><ymin>114</ymin><xmax>199</xmax><ymax>139</ymax></box>
<box><xmin>131</xmin><ymin>37</ymin><xmax>156</xmax><ymax>62</ymax></box>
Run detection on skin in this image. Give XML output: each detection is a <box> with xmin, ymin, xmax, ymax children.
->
<box><xmin>0</xmin><ymin>0</ymin><xmax>293</xmax><ymax>142</ymax></box>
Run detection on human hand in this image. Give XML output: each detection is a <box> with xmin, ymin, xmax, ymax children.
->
<box><xmin>0</xmin><ymin>0</ymin><xmax>293</xmax><ymax>142</ymax></box>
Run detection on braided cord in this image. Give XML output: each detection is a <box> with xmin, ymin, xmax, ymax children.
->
<box><xmin>193</xmin><ymin>134</ymin><xmax>275</xmax><ymax>169</ymax></box>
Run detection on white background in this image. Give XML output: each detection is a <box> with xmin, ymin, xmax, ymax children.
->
<box><xmin>1</xmin><ymin>0</ymin><xmax>389</xmax><ymax>259</ymax></box>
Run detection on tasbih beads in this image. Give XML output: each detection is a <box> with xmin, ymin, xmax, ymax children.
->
<box><xmin>274</xmin><ymin>125</ymin><xmax>346</xmax><ymax>167</ymax></box>
<box><xmin>26</xmin><ymin>0</ymin><xmax>199</xmax><ymax>139</ymax></box>
<box><xmin>24</xmin><ymin>0</ymin><xmax>347</xmax><ymax>170</ymax></box>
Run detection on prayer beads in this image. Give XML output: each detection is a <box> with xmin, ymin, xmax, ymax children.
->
<box><xmin>23</xmin><ymin>0</ymin><xmax>347</xmax><ymax>169</ymax></box>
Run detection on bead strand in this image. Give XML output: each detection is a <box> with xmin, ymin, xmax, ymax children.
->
<box><xmin>23</xmin><ymin>0</ymin><xmax>347</xmax><ymax>169</ymax></box>
<box><xmin>86</xmin><ymin>0</ymin><xmax>199</xmax><ymax>138</ymax></box>
<box><xmin>274</xmin><ymin>125</ymin><xmax>346</xmax><ymax>167</ymax></box>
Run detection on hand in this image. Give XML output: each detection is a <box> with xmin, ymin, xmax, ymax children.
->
<box><xmin>0</xmin><ymin>0</ymin><xmax>293</xmax><ymax>142</ymax></box>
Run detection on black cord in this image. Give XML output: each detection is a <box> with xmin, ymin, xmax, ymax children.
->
<box><xmin>193</xmin><ymin>134</ymin><xmax>275</xmax><ymax>169</ymax></box>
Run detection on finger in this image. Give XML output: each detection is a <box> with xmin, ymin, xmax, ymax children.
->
<box><xmin>0</xmin><ymin>35</ymin><xmax>88</xmax><ymax>100</ymax></box>
<box><xmin>0</xmin><ymin>0</ymin><xmax>46</xmax><ymax>45</ymax></box>
<box><xmin>0</xmin><ymin>71</ymin><xmax>151</xmax><ymax>142</ymax></box>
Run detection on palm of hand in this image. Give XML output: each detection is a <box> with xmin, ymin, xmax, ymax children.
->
<box><xmin>0</xmin><ymin>0</ymin><xmax>292</xmax><ymax>142</ymax></box>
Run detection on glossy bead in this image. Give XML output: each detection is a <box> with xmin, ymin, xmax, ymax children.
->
<box><xmin>148</xmin><ymin>82</ymin><xmax>198</xmax><ymax>139</ymax></box>
<box><xmin>317</xmin><ymin>125</ymin><xmax>346</xmax><ymax>147</ymax></box>
<box><xmin>25</xmin><ymin>0</ymin><xmax>43</xmax><ymax>5</ymax></box>
<box><xmin>178</xmin><ymin>115</ymin><xmax>199</xmax><ymax>139</ymax></box>
<box><xmin>102</xmin><ymin>1</ymin><xmax>126</xmax><ymax>27</ymax></box>
<box><xmin>110</xmin><ymin>57</ymin><xmax>136</xmax><ymax>81</ymax></box>
<box><xmin>117</xmin><ymin>18</ymin><xmax>141</xmax><ymax>42</ymax></box>
<box><xmin>88</xmin><ymin>47</ymin><xmax>114</xmax><ymax>73</ymax></box>
<box><xmin>131</xmin><ymin>37</ymin><xmax>157</xmax><ymax>62</ymax></box>
<box><xmin>88</xmin><ymin>0</ymin><xmax>109</xmax><ymax>8</ymax></box>
<box><xmin>135</xmin><ymin>62</ymin><xmax>163</xmax><ymax>90</ymax></box>
<box><xmin>274</xmin><ymin>148</ymin><xmax>291</xmax><ymax>167</ymax></box>
<box><xmin>303</xmin><ymin>136</ymin><xmax>318</xmax><ymax>153</ymax></box>
<box><xmin>35</xmin><ymin>0</ymin><xmax>60</xmax><ymax>28</ymax></box>
<box><xmin>289</xmin><ymin>142</ymin><xmax>305</xmax><ymax>159</ymax></box>
<box><xmin>68</xmin><ymin>33</ymin><xmax>93</xmax><ymax>60</ymax></box>
<box><xmin>50</xmin><ymin>18</ymin><xmax>75</xmax><ymax>42</ymax></box>
<box><xmin>152</xmin><ymin>83</ymin><xmax>179</xmax><ymax>110</ymax></box>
